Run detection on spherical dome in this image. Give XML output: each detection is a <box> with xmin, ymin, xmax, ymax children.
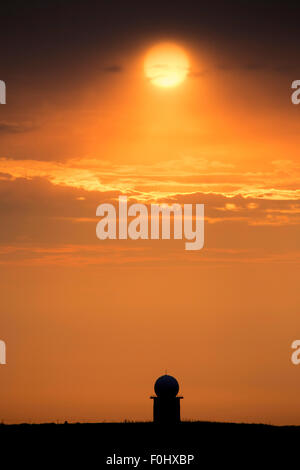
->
<box><xmin>154</xmin><ymin>374</ymin><xmax>179</xmax><ymax>398</ymax></box>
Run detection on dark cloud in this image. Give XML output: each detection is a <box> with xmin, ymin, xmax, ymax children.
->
<box><xmin>218</xmin><ymin>63</ymin><xmax>265</xmax><ymax>71</ymax></box>
<box><xmin>1</xmin><ymin>1</ymin><xmax>300</xmax><ymax>72</ymax></box>
<box><xmin>188</xmin><ymin>69</ymin><xmax>208</xmax><ymax>78</ymax></box>
<box><xmin>0</xmin><ymin>172</ymin><xmax>13</xmax><ymax>180</ymax></box>
<box><xmin>1</xmin><ymin>0</ymin><xmax>300</xmax><ymax>116</ymax></box>
<box><xmin>0</xmin><ymin>122</ymin><xmax>37</xmax><ymax>134</ymax></box>
<box><xmin>103</xmin><ymin>65</ymin><xmax>123</xmax><ymax>73</ymax></box>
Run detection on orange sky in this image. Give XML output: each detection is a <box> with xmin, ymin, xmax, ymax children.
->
<box><xmin>1</xmin><ymin>8</ymin><xmax>300</xmax><ymax>424</ymax></box>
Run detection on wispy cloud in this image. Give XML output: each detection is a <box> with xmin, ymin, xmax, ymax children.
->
<box><xmin>0</xmin><ymin>156</ymin><xmax>299</xmax><ymax>202</ymax></box>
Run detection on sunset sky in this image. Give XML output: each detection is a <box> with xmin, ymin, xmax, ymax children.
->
<box><xmin>1</xmin><ymin>1</ymin><xmax>300</xmax><ymax>424</ymax></box>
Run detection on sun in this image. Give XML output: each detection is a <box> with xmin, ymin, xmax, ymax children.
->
<box><xmin>144</xmin><ymin>42</ymin><xmax>189</xmax><ymax>88</ymax></box>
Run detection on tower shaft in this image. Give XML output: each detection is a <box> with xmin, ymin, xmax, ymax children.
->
<box><xmin>151</xmin><ymin>396</ymin><xmax>183</xmax><ymax>423</ymax></box>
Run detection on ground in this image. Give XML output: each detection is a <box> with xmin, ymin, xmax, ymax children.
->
<box><xmin>1</xmin><ymin>421</ymin><xmax>299</xmax><ymax>467</ymax></box>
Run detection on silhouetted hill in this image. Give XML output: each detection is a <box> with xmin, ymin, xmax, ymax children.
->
<box><xmin>1</xmin><ymin>421</ymin><xmax>299</xmax><ymax>467</ymax></box>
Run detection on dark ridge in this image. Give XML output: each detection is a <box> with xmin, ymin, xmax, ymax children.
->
<box><xmin>1</xmin><ymin>421</ymin><xmax>299</xmax><ymax>466</ymax></box>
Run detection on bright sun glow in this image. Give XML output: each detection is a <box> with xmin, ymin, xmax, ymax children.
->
<box><xmin>144</xmin><ymin>42</ymin><xmax>189</xmax><ymax>88</ymax></box>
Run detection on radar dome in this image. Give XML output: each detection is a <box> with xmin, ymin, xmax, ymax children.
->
<box><xmin>154</xmin><ymin>374</ymin><xmax>179</xmax><ymax>398</ymax></box>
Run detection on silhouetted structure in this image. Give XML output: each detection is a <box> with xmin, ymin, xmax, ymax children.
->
<box><xmin>150</xmin><ymin>374</ymin><xmax>183</xmax><ymax>423</ymax></box>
